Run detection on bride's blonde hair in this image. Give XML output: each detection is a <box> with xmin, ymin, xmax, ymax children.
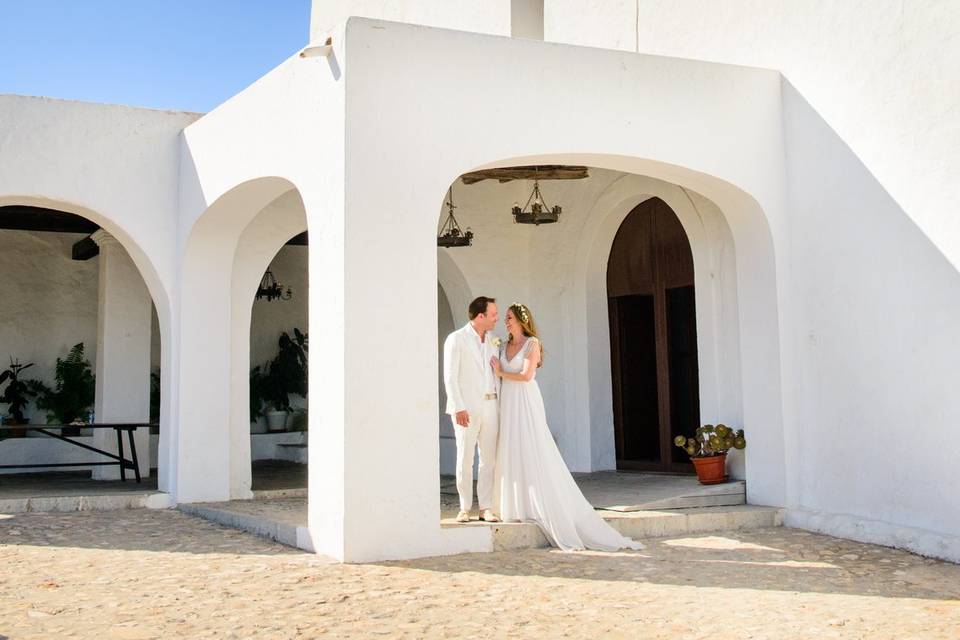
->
<box><xmin>508</xmin><ymin>302</ymin><xmax>544</xmax><ymax>367</ymax></box>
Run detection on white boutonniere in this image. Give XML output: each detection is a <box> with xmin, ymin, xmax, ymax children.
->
<box><xmin>490</xmin><ymin>336</ymin><xmax>502</xmax><ymax>350</ymax></box>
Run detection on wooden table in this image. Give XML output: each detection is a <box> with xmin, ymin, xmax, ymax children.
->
<box><xmin>0</xmin><ymin>423</ymin><xmax>152</xmax><ymax>482</ymax></box>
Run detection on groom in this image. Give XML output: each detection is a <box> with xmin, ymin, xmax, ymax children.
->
<box><xmin>443</xmin><ymin>296</ymin><xmax>501</xmax><ymax>523</ymax></box>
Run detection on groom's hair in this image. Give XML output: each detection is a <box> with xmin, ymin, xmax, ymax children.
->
<box><xmin>468</xmin><ymin>296</ymin><xmax>496</xmax><ymax>319</ymax></box>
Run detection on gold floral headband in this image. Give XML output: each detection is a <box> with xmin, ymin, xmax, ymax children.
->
<box><xmin>512</xmin><ymin>303</ymin><xmax>530</xmax><ymax>324</ymax></box>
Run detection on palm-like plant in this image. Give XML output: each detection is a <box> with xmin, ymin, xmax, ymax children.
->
<box><xmin>30</xmin><ymin>343</ymin><xmax>95</xmax><ymax>424</ymax></box>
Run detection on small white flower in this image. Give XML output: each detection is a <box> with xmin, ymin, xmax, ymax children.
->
<box><xmin>491</xmin><ymin>336</ymin><xmax>502</xmax><ymax>349</ymax></box>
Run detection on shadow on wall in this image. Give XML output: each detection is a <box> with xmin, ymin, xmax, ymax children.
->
<box><xmin>781</xmin><ymin>79</ymin><xmax>960</xmax><ymax>540</ymax></box>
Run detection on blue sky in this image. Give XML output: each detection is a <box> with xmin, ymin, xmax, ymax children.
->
<box><xmin>0</xmin><ymin>1</ymin><xmax>312</xmax><ymax>113</ymax></box>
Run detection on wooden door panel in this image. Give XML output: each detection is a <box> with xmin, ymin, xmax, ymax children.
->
<box><xmin>607</xmin><ymin>198</ymin><xmax>699</xmax><ymax>473</ymax></box>
<box><xmin>606</xmin><ymin>206</ymin><xmax>656</xmax><ymax>297</ymax></box>
<box><xmin>611</xmin><ymin>294</ymin><xmax>660</xmax><ymax>464</ymax></box>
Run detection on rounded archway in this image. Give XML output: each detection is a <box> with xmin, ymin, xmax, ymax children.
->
<box><xmin>0</xmin><ymin>199</ymin><xmax>165</xmax><ymax>487</ymax></box>
<box><xmin>431</xmin><ymin>155</ymin><xmax>781</xmax><ymax>505</ymax></box>
<box><xmin>241</xmin><ymin>195</ymin><xmax>309</xmax><ymax>498</ymax></box>
<box><xmin>176</xmin><ymin>177</ymin><xmax>309</xmax><ymax>502</ymax></box>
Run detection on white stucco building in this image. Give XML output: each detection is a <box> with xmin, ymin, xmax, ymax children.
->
<box><xmin>1</xmin><ymin>1</ymin><xmax>958</xmax><ymax>563</ymax></box>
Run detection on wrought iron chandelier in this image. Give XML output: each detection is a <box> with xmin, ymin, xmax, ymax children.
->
<box><xmin>512</xmin><ymin>170</ymin><xmax>562</xmax><ymax>225</ymax></box>
<box><xmin>256</xmin><ymin>270</ymin><xmax>292</xmax><ymax>301</ymax></box>
<box><xmin>437</xmin><ymin>186</ymin><xmax>474</xmax><ymax>248</ymax></box>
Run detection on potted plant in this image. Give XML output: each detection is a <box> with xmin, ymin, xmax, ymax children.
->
<box><xmin>260</xmin><ymin>328</ymin><xmax>308</xmax><ymax>432</ymax></box>
<box><xmin>674</xmin><ymin>424</ymin><xmax>746</xmax><ymax>485</ymax></box>
<box><xmin>30</xmin><ymin>343</ymin><xmax>96</xmax><ymax>437</ymax></box>
<box><xmin>0</xmin><ymin>358</ymin><xmax>39</xmax><ymax>437</ymax></box>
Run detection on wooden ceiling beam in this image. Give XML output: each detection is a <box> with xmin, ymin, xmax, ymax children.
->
<box><xmin>72</xmin><ymin>236</ymin><xmax>100</xmax><ymax>261</ymax></box>
<box><xmin>459</xmin><ymin>165</ymin><xmax>590</xmax><ymax>185</ymax></box>
<box><xmin>0</xmin><ymin>205</ymin><xmax>99</xmax><ymax>234</ymax></box>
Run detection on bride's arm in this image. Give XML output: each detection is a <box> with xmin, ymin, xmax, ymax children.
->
<box><xmin>490</xmin><ymin>342</ymin><xmax>540</xmax><ymax>383</ymax></box>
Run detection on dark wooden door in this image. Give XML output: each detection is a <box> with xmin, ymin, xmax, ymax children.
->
<box><xmin>607</xmin><ymin>198</ymin><xmax>699</xmax><ymax>472</ymax></box>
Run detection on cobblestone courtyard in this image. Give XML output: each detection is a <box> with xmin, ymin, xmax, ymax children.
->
<box><xmin>1</xmin><ymin>509</ymin><xmax>959</xmax><ymax>639</ymax></box>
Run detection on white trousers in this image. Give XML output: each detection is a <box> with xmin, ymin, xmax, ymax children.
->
<box><xmin>452</xmin><ymin>399</ymin><xmax>500</xmax><ymax>513</ymax></box>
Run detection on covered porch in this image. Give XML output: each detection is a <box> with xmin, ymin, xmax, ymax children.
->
<box><xmin>170</xmin><ymin>17</ymin><xmax>790</xmax><ymax>562</ymax></box>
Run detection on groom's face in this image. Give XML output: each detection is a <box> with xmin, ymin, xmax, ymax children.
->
<box><xmin>479</xmin><ymin>302</ymin><xmax>499</xmax><ymax>333</ymax></box>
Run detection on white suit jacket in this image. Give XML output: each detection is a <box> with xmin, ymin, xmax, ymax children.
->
<box><xmin>443</xmin><ymin>323</ymin><xmax>498</xmax><ymax>417</ymax></box>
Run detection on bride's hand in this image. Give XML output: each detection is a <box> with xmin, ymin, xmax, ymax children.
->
<box><xmin>490</xmin><ymin>356</ymin><xmax>501</xmax><ymax>376</ymax></box>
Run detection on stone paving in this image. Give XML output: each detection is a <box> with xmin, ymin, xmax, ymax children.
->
<box><xmin>2</xmin><ymin>509</ymin><xmax>959</xmax><ymax>638</ymax></box>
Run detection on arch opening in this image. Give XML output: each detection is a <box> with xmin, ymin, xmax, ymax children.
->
<box><xmin>433</xmin><ymin>155</ymin><xmax>782</xmax><ymax>520</ymax></box>
<box><xmin>176</xmin><ymin>177</ymin><xmax>309</xmax><ymax>502</ymax></box>
<box><xmin>0</xmin><ymin>201</ymin><xmax>165</xmax><ymax>493</ymax></box>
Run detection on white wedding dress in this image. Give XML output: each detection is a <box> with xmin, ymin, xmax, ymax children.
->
<box><xmin>495</xmin><ymin>337</ymin><xmax>645</xmax><ymax>551</ymax></box>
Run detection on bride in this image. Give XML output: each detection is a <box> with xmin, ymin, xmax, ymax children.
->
<box><xmin>490</xmin><ymin>302</ymin><xmax>644</xmax><ymax>552</ymax></box>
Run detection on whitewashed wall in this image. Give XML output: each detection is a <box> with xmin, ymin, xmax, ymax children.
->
<box><xmin>542</xmin><ymin>0</ymin><xmax>960</xmax><ymax>558</ymax></box>
<box><xmin>311</xmin><ymin>0</ymin><xmax>513</xmax><ymax>41</ymax></box>
<box><xmin>546</xmin><ymin>1</ymin><xmax>960</xmax><ymax>269</ymax></box>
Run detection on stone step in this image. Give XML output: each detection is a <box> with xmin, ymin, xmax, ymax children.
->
<box><xmin>441</xmin><ymin>475</ymin><xmax>747</xmax><ymax>511</ymax></box>
<box><xmin>251</xmin><ymin>487</ymin><xmax>308</xmax><ymax>499</ymax></box>
<box><xmin>473</xmin><ymin>505</ymin><xmax>784</xmax><ymax>551</ymax></box>
<box><xmin>179</xmin><ymin>499</ymin><xmax>306</xmax><ymax>548</ymax></box>
<box><xmin>274</xmin><ymin>443</ymin><xmax>308</xmax><ymax>464</ymax></box>
<box><xmin>0</xmin><ymin>492</ymin><xmax>171</xmax><ymax>513</ymax></box>
<box><xmin>181</xmin><ymin>497</ymin><xmax>782</xmax><ymax>554</ymax></box>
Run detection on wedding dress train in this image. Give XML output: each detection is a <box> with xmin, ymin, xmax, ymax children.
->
<box><xmin>495</xmin><ymin>338</ymin><xmax>644</xmax><ymax>551</ymax></box>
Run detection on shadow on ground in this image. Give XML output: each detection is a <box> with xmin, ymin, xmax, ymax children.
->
<box><xmin>377</xmin><ymin>528</ymin><xmax>960</xmax><ymax>601</ymax></box>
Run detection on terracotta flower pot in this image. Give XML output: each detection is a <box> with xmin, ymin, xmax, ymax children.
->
<box><xmin>691</xmin><ymin>453</ymin><xmax>728</xmax><ymax>485</ymax></box>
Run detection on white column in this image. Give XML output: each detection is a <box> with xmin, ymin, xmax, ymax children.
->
<box><xmin>305</xmin><ymin>180</ymin><xmax>490</xmax><ymax>561</ymax></box>
<box><xmin>91</xmin><ymin>230</ymin><xmax>152</xmax><ymax>480</ymax></box>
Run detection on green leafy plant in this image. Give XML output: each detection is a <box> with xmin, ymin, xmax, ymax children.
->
<box><xmin>30</xmin><ymin>343</ymin><xmax>96</xmax><ymax>424</ymax></box>
<box><xmin>250</xmin><ymin>328</ymin><xmax>308</xmax><ymax>416</ymax></box>
<box><xmin>674</xmin><ymin>424</ymin><xmax>746</xmax><ymax>458</ymax></box>
<box><xmin>0</xmin><ymin>358</ymin><xmax>38</xmax><ymax>424</ymax></box>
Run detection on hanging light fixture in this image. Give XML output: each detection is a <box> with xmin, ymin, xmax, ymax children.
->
<box><xmin>511</xmin><ymin>168</ymin><xmax>562</xmax><ymax>225</ymax></box>
<box><xmin>256</xmin><ymin>270</ymin><xmax>292</xmax><ymax>301</ymax></box>
<box><xmin>437</xmin><ymin>185</ymin><xmax>474</xmax><ymax>248</ymax></box>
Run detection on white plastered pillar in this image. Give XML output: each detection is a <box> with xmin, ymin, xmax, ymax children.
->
<box><xmin>91</xmin><ymin>230</ymin><xmax>152</xmax><ymax>480</ymax></box>
<box><xmin>303</xmin><ymin>174</ymin><xmax>491</xmax><ymax>561</ymax></box>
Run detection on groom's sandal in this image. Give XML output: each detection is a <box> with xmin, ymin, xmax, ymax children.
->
<box><xmin>480</xmin><ymin>509</ymin><xmax>500</xmax><ymax>523</ymax></box>
<box><xmin>456</xmin><ymin>510</ymin><xmax>471</xmax><ymax>523</ymax></box>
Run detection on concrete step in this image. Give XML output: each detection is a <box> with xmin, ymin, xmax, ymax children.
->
<box><xmin>441</xmin><ymin>474</ymin><xmax>747</xmax><ymax>511</ymax></box>
<box><xmin>0</xmin><ymin>492</ymin><xmax>171</xmax><ymax>513</ymax></box>
<box><xmin>179</xmin><ymin>499</ymin><xmax>307</xmax><ymax>548</ymax></box>
<box><xmin>472</xmin><ymin>505</ymin><xmax>784</xmax><ymax>551</ymax></box>
<box><xmin>251</xmin><ymin>487</ymin><xmax>308</xmax><ymax>499</ymax></box>
<box><xmin>275</xmin><ymin>443</ymin><xmax>308</xmax><ymax>464</ymax></box>
<box><xmin>181</xmin><ymin>497</ymin><xmax>782</xmax><ymax>554</ymax></box>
